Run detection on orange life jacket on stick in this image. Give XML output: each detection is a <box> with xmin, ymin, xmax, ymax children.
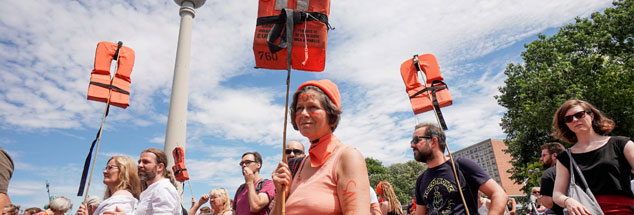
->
<box><xmin>78</xmin><ymin>41</ymin><xmax>134</xmax><ymax>198</ymax></box>
<box><xmin>400</xmin><ymin>54</ymin><xmax>452</xmax><ymax>130</ymax></box>
<box><xmin>172</xmin><ymin>147</ymin><xmax>190</xmax><ymax>182</ymax></box>
<box><xmin>253</xmin><ymin>0</ymin><xmax>331</xmax><ymax>72</ymax></box>
<box><xmin>87</xmin><ymin>41</ymin><xmax>135</xmax><ymax>109</ymax></box>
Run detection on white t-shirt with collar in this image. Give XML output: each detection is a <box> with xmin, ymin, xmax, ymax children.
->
<box><xmin>133</xmin><ymin>178</ymin><xmax>181</xmax><ymax>215</ymax></box>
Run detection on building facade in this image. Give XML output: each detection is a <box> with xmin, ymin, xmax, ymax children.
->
<box><xmin>452</xmin><ymin>139</ymin><xmax>523</xmax><ymax>196</ymax></box>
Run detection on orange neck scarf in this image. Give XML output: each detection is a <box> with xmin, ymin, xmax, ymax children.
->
<box><xmin>309</xmin><ymin>133</ymin><xmax>340</xmax><ymax>167</ymax></box>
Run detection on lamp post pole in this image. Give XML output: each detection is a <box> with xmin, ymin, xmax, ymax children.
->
<box><xmin>165</xmin><ymin>0</ymin><xmax>205</xmax><ymax>197</ymax></box>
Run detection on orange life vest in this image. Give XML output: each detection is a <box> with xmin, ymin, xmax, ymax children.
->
<box><xmin>172</xmin><ymin>147</ymin><xmax>189</xmax><ymax>182</ymax></box>
<box><xmin>400</xmin><ymin>54</ymin><xmax>452</xmax><ymax>115</ymax></box>
<box><xmin>253</xmin><ymin>0</ymin><xmax>330</xmax><ymax>72</ymax></box>
<box><xmin>87</xmin><ymin>41</ymin><xmax>135</xmax><ymax>109</ymax></box>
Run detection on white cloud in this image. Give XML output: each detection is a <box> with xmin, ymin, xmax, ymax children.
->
<box><xmin>0</xmin><ymin>0</ymin><xmax>614</xmax><ymax>207</ymax></box>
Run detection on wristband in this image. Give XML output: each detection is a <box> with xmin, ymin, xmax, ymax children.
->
<box><xmin>563</xmin><ymin>197</ymin><xmax>570</xmax><ymax>207</ymax></box>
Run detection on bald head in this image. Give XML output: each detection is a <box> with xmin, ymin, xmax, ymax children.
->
<box><xmin>285</xmin><ymin>140</ymin><xmax>305</xmax><ymax>159</ymax></box>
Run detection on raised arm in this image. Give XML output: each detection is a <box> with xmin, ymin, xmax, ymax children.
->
<box><xmin>245</xmin><ymin>180</ymin><xmax>272</xmax><ymax>212</ymax></box>
<box><xmin>479</xmin><ymin>179</ymin><xmax>507</xmax><ymax>215</ymax></box>
<box><xmin>188</xmin><ymin>195</ymin><xmax>209</xmax><ymax>215</ymax></box>
<box><xmin>336</xmin><ymin>149</ymin><xmax>370</xmax><ymax>215</ymax></box>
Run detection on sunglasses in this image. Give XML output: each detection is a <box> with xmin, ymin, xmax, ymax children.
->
<box><xmin>411</xmin><ymin>136</ymin><xmax>432</xmax><ymax>145</ymax></box>
<box><xmin>532</xmin><ymin>191</ymin><xmax>540</xmax><ymax>194</ymax></box>
<box><xmin>239</xmin><ymin>160</ymin><xmax>257</xmax><ymax>166</ymax></box>
<box><xmin>285</xmin><ymin>149</ymin><xmax>304</xmax><ymax>155</ymax></box>
<box><xmin>564</xmin><ymin>110</ymin><xmax>589</xmax><ymax>123</ymax></box>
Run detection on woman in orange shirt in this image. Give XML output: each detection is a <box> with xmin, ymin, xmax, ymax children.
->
<box><xmin>271</xmin><ymin>79</ymin><xmax>370</xmax><ymax>215</ymax></box>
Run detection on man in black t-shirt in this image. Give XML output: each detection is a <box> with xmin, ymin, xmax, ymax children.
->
<box><xmin>537</xmin><ymin>142</ymin><xmax>565</xmax><ymax>215</ymax></box>
<box><xmin>411</xmin><ymin>123</ymin><xmax>507</xmax><ymax>215</ymax></box>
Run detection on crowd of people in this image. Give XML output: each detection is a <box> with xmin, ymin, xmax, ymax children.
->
<box><xmin>1</xmin><ymin>80</ymin><xmax>632</xmax><ymax>215</ymax></box>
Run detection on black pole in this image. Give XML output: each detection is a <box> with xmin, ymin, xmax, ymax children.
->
<box><xmin>46</xmin><ymin>180</ymin><xmax>51</xmax><ymax>201</ymax></box>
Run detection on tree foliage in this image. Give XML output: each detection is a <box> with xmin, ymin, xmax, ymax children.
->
<box><xmin>497</xmin><ymin>0</ymin><xmax>634</xmax><ymax>189</ymax></box>
<box><xmin>366</xmin><ymin>157</ymin><xmax>427</xmax><ymax>204</ymax></box>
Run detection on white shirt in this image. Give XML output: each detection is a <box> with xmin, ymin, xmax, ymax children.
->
<box><xmin>369</xmin><ymin>186</ymin><xmax>379</xmax><ymax>204</ymax></box>
<box><xmin>478</xmin><ymin>198</ymin><xmax>489</xmax><ymax>215</ymax></box>
<box><xmin>133</xmin><ymin>178</ymin><xmax>181</xmax><ymax>215</ymax></box>
<box><xmin>94</xmin><ymin>193</ymin><xmax>138</xmax><ymax>215</ymax></box>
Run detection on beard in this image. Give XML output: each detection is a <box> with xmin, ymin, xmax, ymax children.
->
<box><xmin>542</xmin><ymin>162</ymin><xmax>552</xmax><ymax>169</ymax></box>
<box><xmin>139</xmin><ymin>168</ymin><xmax>157</xmax><ymax>182</ymax></box>
<box><xmin>541</xmin><ymin>158</ymin><xmax>553</xmax><ymax>169</ymax></box>
<box><xmin>414</xmin><ymin>147</ymin><xmax>433</xmax><ymax>162</ymax></box>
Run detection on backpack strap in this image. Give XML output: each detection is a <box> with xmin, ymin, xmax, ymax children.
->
<box><xmin>288</xmin><ymin>157</ymin><xmax>306</xmax><ymax>179</ymax></box>
<box><xmin>256</xmin><ymin>179</ymin><xmax>269</xmax><ymax>193</ymax></box>
<box><xmin>232</xmin><ymin>179</ymin><xmax>271</xmax><ymax>212</ymax></box>
<box><xmin>451</xmin><ymin>158</ymin><xmax>477</xmax><ymax>211</ymax></box>
<box><xmin>233</xmin><ymin>184</ymin><xmax>246</xmax><ymax>211</ymax></box>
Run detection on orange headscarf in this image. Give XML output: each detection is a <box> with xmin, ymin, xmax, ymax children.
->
<box><xmin>297</xmin><ymin>79</ymin><xmax>341</xmax><ymax>109</ymax></box>
<box><xmin>377</xmin><ymin>181</ymin><xmax>384</xmax><ymax>195</ymax></box>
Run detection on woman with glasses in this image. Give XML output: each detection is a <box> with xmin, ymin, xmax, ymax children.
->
<box><xmin>551</xmin><ymin>99</ymin><xmax>634</xmax><ymax>215</ymax></box>
<box><xmin>189</xmin><ymin>188</ymin><xmax>232</xmax><ymax>215</ymax></box>
<box><xmin>76</xmin><ymin>156</ymin><xmax>141</xmax><ymax>215</ymax></box>
<box><xmin>271</xmin><ymin>79</ymin><xmax>371</xmax><ymax>215</ymax></box>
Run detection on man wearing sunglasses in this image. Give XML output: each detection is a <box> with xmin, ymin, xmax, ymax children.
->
<box><xmin>284</xmin><ymin>140</ymin><xmax>305</xmax><ymax>160</ymax></box>
<box><xmin>411</xmin><ymin>123</ymin><xmax>507</xmax><ymax>215</ymax></box>
<box><xmin>234</xmin><ymin>151</ymin><xmax>275</xmax><ymax>215</ymax></box>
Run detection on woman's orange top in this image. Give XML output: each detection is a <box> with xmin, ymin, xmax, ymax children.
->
<box><xmin>285</xmin><ymin>139</ymin><xmax>350</xmax><ymax>215</ymax></box>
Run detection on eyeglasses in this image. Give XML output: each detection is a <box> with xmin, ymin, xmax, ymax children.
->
<box><xmin>564</xmin><ymin>110</ymin><xmax>590</xmax><ymax>123</ymax></box>
<box><xmin>285</xmin><ymin>149</ymin><xmax>304</xmax><ymax>155</ymax></box>
<box><xmin>239</xmin><ymin>160</ymin><xmax>256</xmax><ymax>166</ymax></box>
<box><xmin>411</xmin><ymin>136</ymin><xmax>432</xmax><ymax>145</ymax></box>
<box><xmin>103</xmin><ymin>165</ymin><xmax>119</xmax><ymax>172</ymax></box>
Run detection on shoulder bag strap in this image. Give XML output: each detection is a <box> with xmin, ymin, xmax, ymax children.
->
<box><xmin>566</xmin><ymin>149</ymin><xmax>599</xmax><ymax>200</ymax></box>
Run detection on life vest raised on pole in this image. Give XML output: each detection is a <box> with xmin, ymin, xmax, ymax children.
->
<box><xmin>172</xmin><ymin>147</ymin><xmax>189</xmax><ymax>182</ymax></box>
<box><xmin>87</xmin><ymin>41</ymin><xmax>135</xmax><ymax>109</ymax></box>
<box><xmin>253</xmin><ymin>0</ymin><xmax>330</xmax><ymax>72</ymax></box>
<box><xmin>400</xmin><ymin>54</ymin><xmax>452</xmax><ymax>114</ymax></box>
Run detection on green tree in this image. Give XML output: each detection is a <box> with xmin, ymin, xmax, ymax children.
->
<box><xmin>365</xmin><ymin>158</ymin><xmax>426</xmax><ymax>204</ymax></box>
<box><xmin>387</xmin><ymin>160</ymin><xmax>426</xmax><ymax>203</ymax></box>
<box><xmin>496</xmin><ymin>0</ymin><xmax>634</xmax><ymax>191</ymax></box>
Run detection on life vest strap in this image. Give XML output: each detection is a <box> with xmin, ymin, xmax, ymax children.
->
<box><xmin>112</xmin><ymin>41</ymin><xmax>123</xmax><ymax>62</ymax></box>
<box><xmin>430</xmin><ymin>81</ymin><xmax>448</xmax><ymax>130</ymax></box>
<box><xmin>408</xmin><ymin>84</ymin><xmax>447</xmax><ymax>99</ymax></box>
<box><xmin>89</xmin><ymin>81</ymin><xmax>130</xmax><ymax>95</ymax></box>
<box><xmin>256</xmin><ymin>9</ymin><xmax>330</xmax><ymax>54</ymax></box>
<box><xmin>78</xmin><ymin>105</ymin><xmax>110</xmax><ymax>196</ymax></box>
<box><xmin>174</xmin><ymin>168</ymin><xmax>187</xmax><ymax>174</ymax></box>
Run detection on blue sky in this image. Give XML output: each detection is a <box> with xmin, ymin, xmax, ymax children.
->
<box><xmin>0</xmin><ymin>0</ymin><xmax>612</xmax><ymax>211</ymax></box>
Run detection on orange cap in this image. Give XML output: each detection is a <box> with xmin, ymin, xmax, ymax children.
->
<box><xmin>297</xmin><ymin>79</ymin><xmax>341</xmax><ymax>109</ymax></box>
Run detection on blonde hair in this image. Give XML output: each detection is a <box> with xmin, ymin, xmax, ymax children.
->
<box><xmin>104</xmin><ymin>156</ymin><xmax>142</xmax><ymax>199</ymax></box>
<box><xmin>210</xmin><ymin>188</ymin><xmax>232</xmax><ymax>213</ymax></box>
<box><xmin>379</xmin><ymin>181</ymin><xmax>403</xmax><ymax>215</ymax></box>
